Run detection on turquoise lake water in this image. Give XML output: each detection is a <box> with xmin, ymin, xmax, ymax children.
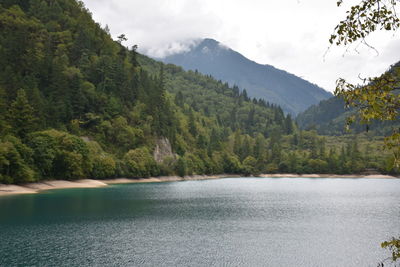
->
<box><xmin>0</xmin><ymin>178</ymin><xmax>399</xmax><ymax>266</ymax></box>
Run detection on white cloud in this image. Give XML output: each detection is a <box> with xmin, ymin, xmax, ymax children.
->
<box><xmin>83</xmin><ymin>0</ymin><xmax>220</xmax><ymax>55</ymax></box>
<box><xmin>144</xmin><ymin>39</ymin><xmax>202</xmax><ymax>58</ymax></box>
<box><xmin>82</xmin><ymin>0</ymin><xmax>400</xmax><ymax>92</ymax></box>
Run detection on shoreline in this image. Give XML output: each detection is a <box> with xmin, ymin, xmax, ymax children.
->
<box><xmin>0</xmin><ymin>173</ymin><xmax>398</xmax><ymax>197</ymax></box>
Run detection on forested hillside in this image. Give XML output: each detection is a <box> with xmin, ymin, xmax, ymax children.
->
<box><xmin>296</xmin><ymin>97</ymin><xmax>349</xmax><ymax>134</ymax></box>
<box><xmin>297</xmin><ymin>62</ymin><xmax>400</xmax><ymax>137</ymax></box>
<box><xmin>0</xmin><ymin>0</ymin><xmax>396</xmax><ymax>184</ymax></box>
<box><xmin>161</xmin><ymin>38</ymin><xmax>332</xmax><ymax>115</ymax></box>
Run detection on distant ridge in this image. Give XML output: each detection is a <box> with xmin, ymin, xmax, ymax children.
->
<box><xmin>159</xmin><ymin>38</ymin><xmax>332</xmax><ymax>114</ymax></box>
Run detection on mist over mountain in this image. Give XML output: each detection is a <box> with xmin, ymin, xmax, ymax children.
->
<box><xmin>159</xmin><ymin>38</ymin><xmax>332</xmax><ymax>114</ymax></box>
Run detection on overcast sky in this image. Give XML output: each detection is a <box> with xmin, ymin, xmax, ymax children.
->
<box><xmin>82</xmin><ymin>0</ymin><xmax>400</xmax><ymax>92</ymax></box>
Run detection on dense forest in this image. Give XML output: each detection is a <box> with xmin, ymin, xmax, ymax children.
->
<box><xmin>0</xmin><ymin>0</ymin><xmax>396</xmax><ymax>184</ymax></box>
<box><xmin>296</xmin><ymin>62</ymin><xmax>400</xmax><ymax>136</ymax></box>
<box><xmin>160</xmin><ymin>38</ymin><xmax>332</xmax><ymax>115</ymax></box>
<box><xmin>296</xmin><ymin>75</ymin><xmax>400</xmax><ymax>137</ymax></box>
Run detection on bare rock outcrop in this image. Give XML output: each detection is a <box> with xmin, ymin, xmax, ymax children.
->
<box><xmin>153</xmin><ymin>137</ymin><xmax>178</xmax><ymax>163</ymax></box>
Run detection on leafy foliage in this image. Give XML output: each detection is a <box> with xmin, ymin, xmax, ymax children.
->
<box><xmin>0</xmin><ymin>0</ymin><xmax>395</xmax><ymax>186</ymax></box>
<box><xmin>382</xmin><ymin>238</ymin><xmax>400</xmax><ymax>261</ymax></box>
<box><xmin>335</xmin><ymin>64</ymin><xmax>400</xmax><ymax>166</ymax></box>
<box><xmin>331</xmin><ymin>1</ymin><xmax>400</xmax><ymax>264</ymax></box>
<box><xmin>330</xmin><ymin>0</ymin><xmax>399</xmax><ymax>47</ymax></box>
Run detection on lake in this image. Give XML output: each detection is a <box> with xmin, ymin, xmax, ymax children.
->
<box><xmin>0</xmin><ymin>178</ymin><xmax>399</xmax><ymax>266</ymax></box>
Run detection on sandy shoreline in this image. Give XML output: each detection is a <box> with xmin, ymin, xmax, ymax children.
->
<box><xmin>0</xmin><ymin>173</ymin><xmax>397</xmax><ymax>197</ymax></box>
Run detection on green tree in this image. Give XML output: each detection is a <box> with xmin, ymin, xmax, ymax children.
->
<box><xmin>332</xmin><ymin>1</ymin><xmax>400</xmax><ymax>263</ymax></box>
<box><xmin>222</xmin><ymin>152</ymin><xmax>242</xmax><ymax>173</ymax></box>
<box><xmin>208</xmin><ymin>128</ymin><xmax>222</xmax><ymax>154</ymax></box>
<box><xmin>29</xmin><ymin>130</ymin><xmax>91</xmax><ymax>180</ymax></box>
<box><xmin>188</xmin><ymin>109</ymin><xmax>197</xmax><ymax>137</ymax></box>
<box><xmin>0</xmin><ymin>140</ymin><xmax>35</xmax><ymax>184</ymax></box>
<box><xmin>124</xmin><ymin>147</ymin><xmax>158</xmax><ymax>178</ymax></box>
<box><xmin>327</xmin><ymin>148</ymin><xmax>339</xmax><ymax>173</ymax></box>
<box><xmin>233</xmin><ymin>130</ymin><xmax>242</xmax><ymax>157</ymax></box>
<box><xmin>242</xmin><ymin>156</ymin><xmax>257</xmax><ymax>175</ymax></box>
<box><xmin>253</xmin><ymin>133</ymin><xmax>266</xmax><ymax>159</ymax></box>
<box><xmin>0</xmin><ymin>87</ymin><xmax>10</xmax><ymax>136</ymax></box>
<box><xmin>174</xmin><ymin>91</ymin><xmax>184</xmax><ymax>107</ymax></box>
<box><xmin>287</xmin><ymin>152</ymin><xmax>300</xmax><ymax>173</ymax></box>
<box><xmin>8</xmin><ymin>89</ymin><xmax>37</xmax><ymax>138</ymax></box>
<box><xmin>332</xmin><ymin>0</ymin><xmax>400</xmax><ymax>167</ymax></box>
<box><xmin>175</xmin><ymin>157</ymin><xmax>187</xmax><ymax>177</ymax></box>
<box><xmin>284</xmin><ymin>114</ymin><xmax>294</xmax><ymax>134</ymax></box>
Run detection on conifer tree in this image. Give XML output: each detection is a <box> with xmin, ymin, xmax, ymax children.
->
<box><xmin>8</xmin><ymin>89</ymin><xmax>37</xmax><ymax>138</ymax></box>
<box><xmin>285</xmin><ymin>114</ymin><xmax>294</xmax><ymax>134</ymax></box>
<box><xmin>188</xmin><ymin>109</ymin><xmax>197</xmax><ymax>137</ymax></box>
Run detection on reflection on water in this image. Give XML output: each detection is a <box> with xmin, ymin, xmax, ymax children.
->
<box><xmin>0</xmin><ymin>178</ymin><xmax>399</xmax><ymax>266</ymax></box>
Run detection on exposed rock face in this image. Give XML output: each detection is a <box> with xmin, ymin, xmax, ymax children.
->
<box><xmin>153</xmin><ymin>137</ymin><xmax>178</xmax><ymax>163</ymax></box>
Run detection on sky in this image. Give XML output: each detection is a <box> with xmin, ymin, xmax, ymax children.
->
<box><xmin>82</xmin><ymin>0</ymin><xmax>400</xmax><ymax>92</ymax></box>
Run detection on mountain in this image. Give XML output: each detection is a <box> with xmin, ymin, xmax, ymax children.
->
<box><xmin>296</xmin><ymin>97</ymin><xmax>349</xmax><ymax>135</ymax></box>
<box><xmin>160</xmin><ymin>38</ymin><xmax>332</xmax><ymax>115</ymax></box>
<box><xmin>0</xmin><ymin>0</ymin><xmax>393</xmax><ymax>185</ymax></box>
<box><xmin>297</xmin><ymin>62</ymin><xmax>400</xmax><ymax>136</ymax></box>
<box><xmin>0</xmin><ymin>0</ymin><xmax>298</xmax><ymax>183</ymax></box>
<box><xmin>297</xmin><ymin>96</ymin><xmax>398</xmax><ymax>136</ymax></box>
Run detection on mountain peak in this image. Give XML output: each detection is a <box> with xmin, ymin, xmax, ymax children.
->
<box><xmin>201</xmin><ymin>38</ymin><xmax>219</xmax><ymax>46</ymax></box>
<box><xmin>161</xmin><ymin>38</ymin><xmax>332</xmax><ymax>114</ymax></box>
<box><xmin>193</xmin><ymin>38</ymin><xmax>229</xmax><ymax>53</ymax></box>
